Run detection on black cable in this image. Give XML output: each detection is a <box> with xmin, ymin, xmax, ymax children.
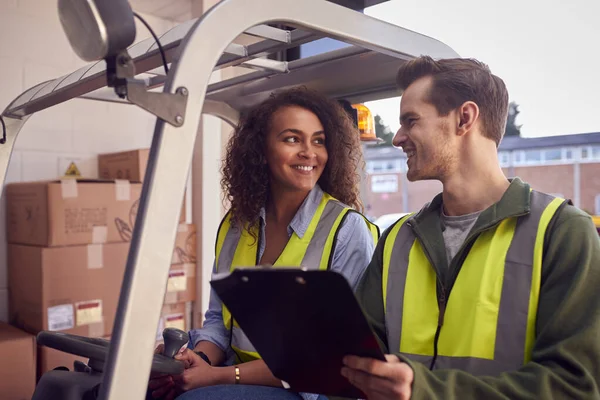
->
<box><xmin>0</xmin><ymin>115</ymin><xmax>6</xmax><ymax>144</ymax></box>
<box><xmin>133</xmin><ymin>12</ymin><xmax>169</xmax><ymax>75</ymax></box>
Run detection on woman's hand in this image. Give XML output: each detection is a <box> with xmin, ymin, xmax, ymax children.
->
<box><xmin>147</xmin><ymin>344</ymin><xmax>182</xmax><ymax>400</ymax></box>
<box><xmin>173</xmin><ymin>348</ymin><xmax>228</xmax><ymax>392</ymax></box>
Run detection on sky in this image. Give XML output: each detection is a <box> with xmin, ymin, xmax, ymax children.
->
<box><xmin>363</xmin><ymin>0</ymin><xmax>600</xmax><ymax>138</ymax></box>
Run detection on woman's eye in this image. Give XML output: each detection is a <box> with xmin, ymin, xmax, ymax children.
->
<box><xmin>283</xmin><ymin>136</ymin><xmax>298</xmax><ymax>143</ymax></box>
<box><xmin>314</xmin><ymin>137</ymin><xmax>325</xmax><ymax>145</ymax></box>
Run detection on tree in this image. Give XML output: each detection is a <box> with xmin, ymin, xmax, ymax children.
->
<box><xmin>374</xmin><ymin>114</ymin><xmax>394</xmax><ymax>146</ymax></box>
<box><xmin>505</xmin><ymin>101</ymin><xmax>522</xmax><ymax>137</ymax></box>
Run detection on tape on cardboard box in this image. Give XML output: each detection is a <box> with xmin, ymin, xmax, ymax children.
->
<box><xmin>92</xmin><ymin>226</ymin><xmax>108</xmax><ymax>244</ymax></box>
<box><xmin>88</xmin><ymin>321</ymin><xmax>105</xmax><ymax>338</ymax></box>
<box><xmin>115</xmin><ymin>179</ymin><xmax>131</xmax><ymax>201</ymax></box>
<box><xmin>87</xmin><ymin>244</ymin><xmax>104</xmax><ymax>269</ymax></box>
<box><xmin>177</xmin><ymin>224</ymin><xmax>189</xmax><ymax>233</ymax></box>
<box><xmin>182</xmin><ymin>263</ymin><xmax>196</xmax><ymax>278</ymax></box>
<box><xmin>60</xmin><ymin>179</ymin><xmax>78</xmax><ymax>199</ymax></box>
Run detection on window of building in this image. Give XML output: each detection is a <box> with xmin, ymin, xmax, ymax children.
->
<box><xmin>582</xmin><ymin>147</ymin><xmax>589</xmax><ymax>160</ymax></box>
<box><xmin>592</xmin><ymin>146</ymin><xmax>600</xmax><ymax>160</ymax></box>
<box><xmin>513</xmin><ymin>151</ymin><xmax>522</xmax><ymax>163</ymax></box>
<box><xmin>498</xmin><ymin>151</ymin><xmax>510</xmax><ymax>167</ymax></box>
<box><xmin>543</xmin><ymin>148</ymin><xmax>562</xmax><ymax>162</ymax></box>
<box><xmin>596</xmin><ymin>195</ymin><xmax>600</xmax><ymax>215</ymax></box>
<box><xmin>524</xmin><ymin>150</ymin><xmax>542</xmax><ymax>163</ymax></box>
<box><xmin>564</xmin><ymin>148</ymin><xmax>574</xmax><ymax>160</ymax></box>
<box><xmin>371</xmin><ymin>175</ymin><xmax>399</xmax><ymax>193</ymax></box>
<box><xmin>366</xmin><ymin>159</ymin><xmax>404</xmax><ymax>174</ymax></box>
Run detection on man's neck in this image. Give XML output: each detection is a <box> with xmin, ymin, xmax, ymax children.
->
<box><xmin>441</xmin><ymin>166</ymin><xmax>509</xmax><ymax>217</ymax></box>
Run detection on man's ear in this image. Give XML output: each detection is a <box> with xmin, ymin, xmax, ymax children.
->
<box><xmin>456</xmin><ymin>101</ymin><xmax>479</xmax><ymax>136</ymax></box>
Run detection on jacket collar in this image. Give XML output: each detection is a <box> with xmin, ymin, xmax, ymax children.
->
<box><xmin>412</xmin><ymin>177</ymin><xmax>531</xmax><ymax>229</ymax></box>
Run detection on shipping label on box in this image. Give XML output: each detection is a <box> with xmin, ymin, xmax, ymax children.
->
<box><xmin>167</xmin><ymin>270</ymin><xmax>187</xmax><ymax>292</ymax></box>
<box><xmin>9</xmin><ymin>243</ymin><xmax>128</xmax><ymax>338</ymax></box>
<box><xmin>75</xmin><ymin>300</ymin><xmax>103</xmax><ymax>326</ymax></box>
<box><xmin>47</xmin><ymin>304</ymin><xmax>75</xmax><ymax>332</ymax></box>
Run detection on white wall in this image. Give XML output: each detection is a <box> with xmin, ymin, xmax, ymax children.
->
<box><xmin>0</xmin><ymin>1</ymin><xmax>178</xmax><ymax>322</ymax></box>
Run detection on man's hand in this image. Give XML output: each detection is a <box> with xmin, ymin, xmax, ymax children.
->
<box><xmin>341</xmin><ymin>354</ymin><xmax>414</xmax><ymax>400</ymax></box>
<box><xmin>173</xmin><ymin>348</ymin><xmax>223</xmax><ymax>392</ymax></box>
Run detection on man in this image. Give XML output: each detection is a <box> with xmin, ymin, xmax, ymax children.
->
<box><xmin>341</xmin><ymin>56</ymin><xmax>600</xmax><ymax>399</ymax></box>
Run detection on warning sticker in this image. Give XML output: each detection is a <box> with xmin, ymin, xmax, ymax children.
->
<box><xmin>76</xmin><ymin>300</ymin><xmax>103</xmax><ymax>326</ymax></box>
<box><xmin>48</xmin><ymin>304</ymin><xmax>74</xmax><ymax>331</ymax></box>
<box><xmin>64</xmin><ymin>161</ymin><xmax>81</xmax><ymax>177</ymax></box>
<box><xmin>167</xmin><ymin>270</ymin><xmax>187</xmax><ymax>292</ymax></box>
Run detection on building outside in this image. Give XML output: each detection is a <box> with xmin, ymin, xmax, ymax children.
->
<box><xmin>363</xmin><ymin>131</ymin><xmax>600</xmax><ymax>221</ymax></box>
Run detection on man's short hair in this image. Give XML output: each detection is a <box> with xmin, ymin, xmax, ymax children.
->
<box><xmin>396</xmin><ymin>56</ymin><xmax>509</xmax><ymax>146</ymax></box>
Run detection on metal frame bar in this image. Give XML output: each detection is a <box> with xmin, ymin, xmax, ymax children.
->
<box><xmin>1</xmin><ymin>27</ymin><xmax>320</xmax><ymax>119</ymax></box>
<box><xmin>0</xmin><ymin>0</ymin><xmax>461</xmax><ymax>398</ymax></box>
<box><xmin>98</xmin><ymin>1</ymin><xmax>458</xmax><ymax>398</ymax></box>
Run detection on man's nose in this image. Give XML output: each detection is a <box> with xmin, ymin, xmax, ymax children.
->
<box><xmin>392</xmin><ymin>127</ymin><xmax>407</xmax><ymax>148</ymax></box>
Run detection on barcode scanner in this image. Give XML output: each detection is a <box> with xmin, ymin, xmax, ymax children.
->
<box><xmin>162</xmin><ymin>327</ymin><xmax>190</xmax><ymax>358</ymax></box>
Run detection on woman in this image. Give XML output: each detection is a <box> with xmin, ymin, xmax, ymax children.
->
<box><xmin>149</xmin><ymin>87</ymin><xmax>378</xmax><ymax>400</ymax></box>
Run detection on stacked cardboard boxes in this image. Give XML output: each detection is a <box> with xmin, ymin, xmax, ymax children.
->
<box><xmin>5</xmin><ymin>179</ymin><xmax>142</xmax><ymax>377</ymax></box>
<box><xmin>6</xmin><ymin>148</ymin><xmax>196</xmax><ymax>379</ymax></box>
<box><xmin>98</xmin><ymin>149</ymin><xmax>196</xmax><ymax>345</ymax></box>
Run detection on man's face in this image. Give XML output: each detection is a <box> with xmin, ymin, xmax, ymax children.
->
<box><xmin>392</xmin><ymin>76</ymin><xmax>457</xmax><ymax>182</ymax></box>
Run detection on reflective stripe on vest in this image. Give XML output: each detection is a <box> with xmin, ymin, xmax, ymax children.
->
<box><xmin>383</xmin><ymin>191</ymin><xmax>564</xmax><ymax>375</ymax></box>
<box><xmin>216</xmin><ymin>193</ymin><xmax>379</xmax><ymax>363</ymax></box>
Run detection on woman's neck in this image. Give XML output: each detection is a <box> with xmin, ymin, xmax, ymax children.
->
<box><xmin>265</xmin><ymin>188</ymin><xmax>310</xmax><ymax>226</ymax></box>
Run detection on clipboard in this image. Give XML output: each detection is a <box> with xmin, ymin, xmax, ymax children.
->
<box><xmin>210</xmin><ymin>268</ymin><xmax>386</xmax><ymax>399</ymax></box>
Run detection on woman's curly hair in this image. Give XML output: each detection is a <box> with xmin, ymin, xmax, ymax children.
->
<box><xmin>221</xmin><ymin>86</ymin><xmax>364</xmax><ymax>231</ymax></box>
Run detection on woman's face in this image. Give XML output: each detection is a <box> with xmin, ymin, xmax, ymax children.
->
<box><xmin>264</xmin><ymin>105</ymin><xmax>328</xmax><ymax>195</ymax></box>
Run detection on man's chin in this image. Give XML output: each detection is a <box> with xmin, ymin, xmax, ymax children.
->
<box><xmin>406</xmin><ymin>170</ymin><xmax>435</xmax><ymax>182</ymax></box>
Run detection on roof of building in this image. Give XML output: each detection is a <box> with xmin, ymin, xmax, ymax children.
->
<box><xmin>498</xmin><ymin>131</ymin><xmax>600</xmax><ymax>150</ymax></box>
<box><xmin>364</xmin><ymin>131</ymin><xmax>600</xmax><ymax>160</ymax></box>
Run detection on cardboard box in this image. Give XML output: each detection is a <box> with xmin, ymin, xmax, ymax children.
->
<box><xmin>0</xmin><ymin>322</ymin><xmax>36</xmax><ymax>400</ymax></box>
<box><xmin>172</xmin><ymin>224</ymin><xmax>197</xmax><ymax>264</ymax></box>
<box><xmin>156</xmin><ymin>302</ymin><xmax>188</xmax><ymax>342</ymax></box>
<box><xmin>164</xmin><ymin>263</ymin><xmax>196</xmax><ymax>305</ymax></box>
<box><xmin>98</xmin><ymin>149</ymin><xmax>187</xmax><ymax>223</ymax></box>
<box><xmin>37</xmin><ymin>345</ymin><xmax>89</xmax><ymax>379</ymax></box>
<box><xmin>8</xmin><ymin>243</ymin><xmax>128</xmax><ymax>338</ymax></box>
<box><xmin>6</xmin><ymin>180</ymin><xmax>142</xmax><ymax>247</ymax></box>
<box><xmin>98</xmin><ymin>149</ymin><xmax>149</xmax><ymax>182</ymax></box>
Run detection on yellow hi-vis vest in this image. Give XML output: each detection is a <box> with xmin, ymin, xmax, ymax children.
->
<box><xmin>215</xmin><ymin>193</ymin><xmax>379</xmax><ymax>363</ymax></box>
<box><xmin>382</xmin><ymin>190</ymin><xmax>565</xmax><ymax>375</ymax></box>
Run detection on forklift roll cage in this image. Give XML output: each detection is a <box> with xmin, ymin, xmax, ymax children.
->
<box><xmin>0</xmin><ymin>0</ymin><xmax>459</xmax><ymax>398</ymax></box>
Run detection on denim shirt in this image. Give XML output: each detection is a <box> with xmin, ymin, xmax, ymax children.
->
<box><xmin>189</xmin><ymin>185</ymin><xmax>376</xmax><ymax>400</ymax></box>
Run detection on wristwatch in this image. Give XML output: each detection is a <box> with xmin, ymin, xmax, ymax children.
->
<box><xmin>193</xmin><ymin>350</ymin><xmax>212</xmax><ymax>366</ymax></box>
